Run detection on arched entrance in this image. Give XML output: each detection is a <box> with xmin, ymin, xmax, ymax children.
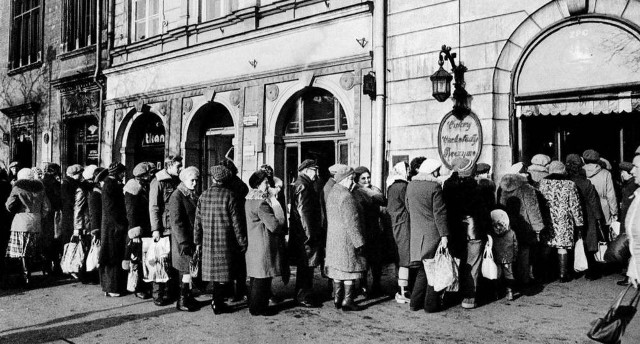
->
<box><xmin>513</xmin><ymin>16</ymin><xmax>640</xmax><ymax>165</ymax></box>
<box><xmin>275</xmin><ymin>87</ymin><xmax>350</xmax><ymax>205</ymax></box>
<box><xmin>125</xmin><ymin>112</ymin><xmax>166</xmax><ymax>173</ymax></box>
<box><xmin>184</xmin><ymin>102</ymin><xmax>234</xmax><ymax>190</ymax></box>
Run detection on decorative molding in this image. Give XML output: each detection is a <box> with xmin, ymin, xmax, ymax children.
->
<box><xmin>339</xmin><ymin>72</ymin><xmax>355</xmax><ymax>90</ymax></box>
<box><xmin>266</xmin><ymin>84</ymin><xmax>280</xmax><ymax>101</ymax></box>
<box><xmin>115</xmin><ymin>109</ymin><xmax>124</xmax><ymax>123</ymax></box>
<box><xmin>566</xmin><ymin>0</ymin><xmax>589</xmax><ymax>16</ymax></box>
<box><xmin>230</xmin><ymin>90</ymin><xmax>241</xmax><ymax>107</ymax></box>
<box><xmin>0</xmin><ymin>102</ymin><xmax>40</xmax><ymax>119</ymax></box>
<box><xmin>298</xmin><ymin>71</ymin><xmax>315</xmax><ymax>87</ymax></box>
<box><xmin>182</xmin><ymin>98</ymin><xmax>193</xmax><ymax>115</ymax></box>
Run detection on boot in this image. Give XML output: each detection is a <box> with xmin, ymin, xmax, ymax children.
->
<box><xmin>211</xmin><ymin>283</ymin><xmax>231</xmax><ymax>315</ymax></box>
<box><xmin>177</xmin><ymin>283</ymin><xmax>196</xmax><ymax>312</ymax></box>
<box><xmin>558</xmin><ymin>252</ymin><xmax>570</xmax><ymax>283</ymax></box>
<box><xmin>333</xmin><ymin>280</ymin><xmax>344</xmax><ymax>309</ymax></box>
<box><xmin>341</xmin><ymin>282</ymin><xmax>362</xmax><ymax>311</ymax></box>
<box><xmin>21</xmin><ymin>258</ymin><xmax>30</xmax><ymax>286</ymax></box>
<box><xmin>505</xmin><ymin>279</ymin><xmax>515</xmax><ymax>301</ymax></box>
<box><xmin>153</xmin><ymin>283</ymin><xmax>170</xmax><ymax>306</ymax></box>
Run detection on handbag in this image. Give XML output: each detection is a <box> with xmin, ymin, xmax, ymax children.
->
<box><xmin>481</xmin><ymin>238</ymin><xmax>498</xmax><ymax>280</ymax></box>
<box><xmin>587</xmin><ymin>285</ymin><xmax>640</xmax><ymax>343</ymax></box>
<box><xmin>85</xmin><ymin>237</ymin><xmax>101</xmax><ymax>272</ymax></box>
<box><xmin>594</xmin><ymin>226</ymin><xmax>609</xmax><ymax>263</ymax></box>
<box><xmin>604</xmin><ymin>233</ymin><xmax>630</xmax><ymax>264</ymax></box>
<box><xmin>60</xmin><ymin>236</ymin><xmax>85</xmax><ymax>274</ymax></box>
<box><xmin>574</xmin><ymin>238</ymin><xmax>588</xmax><ymax>272</ymax></box>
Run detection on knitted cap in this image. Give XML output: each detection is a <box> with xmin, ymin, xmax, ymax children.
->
<box><xmin>44</xmin><ymin>163</ymin><xmax>61</xmax><ymax>175</ymax></box>
<box><xmin>210</xmin><ymin>165</ymin><xmax>232</xmax><ymax>184</ymax></box>
<box><xmin>66</xmin><ymin>164</ymin><xmax>84</xmax><ymax>176</ymax></box>
<box><xmin>548</xmin><ymin>160</ymin><xmax>566</xmax><ymax>175</ymax></box>
<box><xmin>490</xmin><ymin>209</ymin><xmax>510</xmax><ymax>227</ymax></box>
<box><xmin>333</xmin><ymin>164</ymin><xmax>354</xmax><ymax>183</ymax></box>
<box><xmin>565</xmin><ymin>154</ymin><xmax>583</xmax><ymax>168</ymax></box>
<box><xmin>108</xmin><ymin>162</ymin><xmax>126</xmax><ymax>176</ymax></box>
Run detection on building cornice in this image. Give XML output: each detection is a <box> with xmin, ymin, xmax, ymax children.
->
<box><xmin>0</xmin><ymin>102</ymin><xmax>40</xmax><ymax>119</ymax></box>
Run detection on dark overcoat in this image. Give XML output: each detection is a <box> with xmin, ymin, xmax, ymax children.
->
<box><xmin>569</xmin><ymin>172</ymin><xmax>605</xmax><ymax>252</ymax></box>
<box><xmin>387</xmin><ymin>179</ymin><xmax>411</xmax><ymax>267</ymax></box>
<box><xmin>620</xmin><ymin>178</ymin><xmax>638</xmax><ymax>234</ymax></box>
<box><xmin>169</xmin><ymin>183</ymin><xmax>198</xmax><ymax>273</ymax></box>
<box><xmin>245</xmin><ymin>189</ymin><xmax>285</xmax><ymax>278</ymax></box>
<box><xmin>405</xmin><ymin>174</ymin><xmax>449</xmax><ymax>262</ymax></box>
<box><xmin>99</xmin><ymin>176</ymin><xmax>128</xmax><ymax>266</ymax></box>
<box><xmin>124</xmin><ymin>179</ymin><xmax>152</xmax><ymax>236</ymax></box>
<box><xmin>353</xmin><ymin>184</ymin><xmax>386</xmax><ymax>265</ymax></box>
<box><xmin>499</xmin><ymin>174</ymin><xmax>545</xmax><ymax>246</ymax></box>
<box><xmin>59</xmin><ymin>176</ymin><xmax>81</xmax><ymax>240</ymax></box>
<box><xmin>194</xmin><ymin>184</ymin><xmax>247</xmax><ymax>282</ymax></box>
<box><xmin>41</xmin><ymin>174</ymin><xmax>59</xmax><ymax>246</ymax></box>
<box><xmin>288</xmin><ymin>174</ymin><xmax>322</xmax><ymax>267</ymax></box>
<box><xmin>88</xmin><ymin>186</ymin><xmax>102</xmax><ymax>232</ymax></box>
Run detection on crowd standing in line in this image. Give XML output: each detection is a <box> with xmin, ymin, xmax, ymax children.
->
<box><xmin>2</xmin><ymin>146</ymin><xmax>640</xmax><ymax>318</ymax></box>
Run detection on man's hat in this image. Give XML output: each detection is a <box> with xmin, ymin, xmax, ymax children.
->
<box><xmin>298</xmin><ymin>159</ymin><xmax>317</xmax><ymax>172</ymax></box>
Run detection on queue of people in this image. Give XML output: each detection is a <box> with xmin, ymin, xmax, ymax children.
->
<box><xmin>1</xmin><ymin>146</ymin><xmax>638</xmax><ymax>317</ymax></box>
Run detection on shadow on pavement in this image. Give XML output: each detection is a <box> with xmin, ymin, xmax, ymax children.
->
<box><xmin>0</xmin><ymin>307</ymin><xmax>178</xmax><ymax>344</ymax></box>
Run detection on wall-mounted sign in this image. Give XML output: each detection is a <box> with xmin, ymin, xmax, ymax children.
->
<box><xmin>437</xmin><ymin>111</ymin><xmax>483</xmax><ymax>170</ymax></box>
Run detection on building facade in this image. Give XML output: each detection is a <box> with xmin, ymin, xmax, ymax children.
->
<box><xmin>0</xmin><ymin>0</ymin><xmax>639</xmax><ymax>188</ymax></box>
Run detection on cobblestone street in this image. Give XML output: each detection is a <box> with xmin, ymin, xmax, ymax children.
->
<box><xmin>2</xmin><ymin>267</ymin><xmax>638</xmax><ymax>344</ymax></box>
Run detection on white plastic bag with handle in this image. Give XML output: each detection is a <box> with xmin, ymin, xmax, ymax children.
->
<box><xmin>574</xmin><ymin>238</ymin><xmax>588</xmax><ymax>272</ymax></box>
<box><xmin>423</xmin><ymin>243</ymin><xmax>457</xmax><ymax>292</ymax></box>
<box><xmin>481</xmin><ymin>236</ymin><xmax>498</xmax><ymax>280</ymax></box>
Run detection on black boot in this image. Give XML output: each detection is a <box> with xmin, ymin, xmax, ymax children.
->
<box><xmin>212</xmin><ymin>283</ymin><xmax>231</xmax><ymax>314</ymax></box>
<box><xmin>558</xmin><ymin>252</ymin><xmax>570</xmax><ymax>283</ymax></box>
<box><xmin>342</xmin><ymin>283</ymin><xmax>362</xmax><ymax>311</ymax></box>
<box><xmin>177</xmin><ymin>283</ymin><xmax>196</xmax><ymax>312</ymax></box>
<box><xmin>21</xmin><ymin>258</ymin><xmax>30</xmax><ymax>286</ymax></box>
<box><xmin>153</xmin><ymin>283</ymin><xmax>170</xmax><ymax>306</ymax></box>
<box><xmin>333</xmin><ymin>280</ymin><xmax>344</xmax><ymax>309</ymax></box>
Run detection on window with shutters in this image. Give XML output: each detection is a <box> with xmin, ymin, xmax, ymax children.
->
<box><xmin>9</xmin><ymin>0</ymin><xmax>42</xmax><ymax>70</ymax></box>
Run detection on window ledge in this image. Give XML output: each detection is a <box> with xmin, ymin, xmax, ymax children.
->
<box><xmin>59</xmin><ymin>45</ymin><xmax>96</xmax><ymax>61</ymax></box>
<box><xmin>7</xmin><ymin>61</ymin><xmax>43</xmax><ymax>76</ymax></box>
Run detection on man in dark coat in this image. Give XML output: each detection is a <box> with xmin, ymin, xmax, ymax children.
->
<box><xmin>60</xmin><ymin>164</ymin><xmax>84</xmax><ymax>279</ymax></box>
<box><xmin>39</xmin><ymin>163</ymin><xmax>61</xmax><ymax>276</ymax></box>
<box><xmin>99</xmin><ymin>162</ymin><xmax>129</xmax><ymax>297</ymax></box>
<box><xmin>288</xmin><ymin>159</ymin><xmax>322</xmax><ymax>308</ymax></box>
<box><xmin>195</xmin><ymin>165</ymin><xmax>247</xmax><ymax>314</ymax></box>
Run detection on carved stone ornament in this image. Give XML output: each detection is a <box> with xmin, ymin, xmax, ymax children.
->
<box><xmin>62</xmin><ymin>96</ymin><xmax>73</xmax><ymax>114</ymax></box>
<box><xmin>90</xmin><ymin>91</ymin><xmax>100</xmax><ymax>108</ymax></box>
<box><xmin>183</xmin><ymin>98</ymin><xmax>193</xmax><ymax>114</ymax></box>
<box><xmin>266</xmin><ymin>85</ymin><xmax>279</xmax><ymax>102</ymax></box>
<box><xmin>115</xmin><ymin>109</ymin><xmax>123</xmax><ymax>123</ymax></box>
<box><xmin>135</xmin><ymin>98</ymin><xmax>145</xmax><ymax>112</ymax></box>
<box><xmin>340</xmin><ymin>72</ymin><xmax>356</xmax><ymax>90</ymax></box>
<box><xmin>230</xmin><ymin>90</ymin><xmax>241</xmax><ymax>107</ymax></box>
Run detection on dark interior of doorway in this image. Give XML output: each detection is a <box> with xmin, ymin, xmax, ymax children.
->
<box><xmin>520</xmin><ymin>111</ymin><xmax>640</xmax><ymax>167</ymax></box>
<box><xmin>130</xmin><ymin>112</ymin><xmax>166</xmax><ymax>172</ymax></box>
<box><xmin>285</xmin><ymin>140</ymin><xmax>335</xmax><ymax>208</ymax></box>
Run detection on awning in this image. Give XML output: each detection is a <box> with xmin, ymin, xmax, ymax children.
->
<box><xmin>516</xmin><ymin>91</ymin><xmax>640</xmax><ymax>117</ymax></box>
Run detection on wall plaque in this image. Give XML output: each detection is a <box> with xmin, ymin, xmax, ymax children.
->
<box><xmin>437</xmin><ymin>111</ymin><xmax>483</xmax><ymax>170</ymax></box>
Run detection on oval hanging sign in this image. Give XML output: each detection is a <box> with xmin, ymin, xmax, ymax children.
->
<box><xmin>437</xmin><ymin>111</ymin><xmax>483</xmax><ymax>170</ymax></box>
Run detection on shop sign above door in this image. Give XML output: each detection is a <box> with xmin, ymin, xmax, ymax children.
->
<box><xmin>437</xmin><ymin>111</ymin><xmax>482</xmax><ymax>170</ymax></box>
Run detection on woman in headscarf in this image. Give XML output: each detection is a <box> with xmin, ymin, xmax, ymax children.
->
<box><xmin>5</xmin><ymin>168</ymin><xmax>50</xmax><ymax>285</ymax></box>
<box><xmin>169</xmin><ymin>166</ymin><xmax>200</xmax><ymax>312</ymax></box>
<box><xmin>387</xmin><ymin>161</ymin><xmax>414</xmax><ymax>304</ymax></box>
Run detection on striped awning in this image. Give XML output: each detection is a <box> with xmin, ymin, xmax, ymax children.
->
<box><xmin>516</xmin><ymin>91</ymin><xmax>640</xmax><ymax>117</ymax></box>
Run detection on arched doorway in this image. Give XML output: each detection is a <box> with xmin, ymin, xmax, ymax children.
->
<box><xmin>184</xmin><ymin>102</ymin><xmax>234</xmax><ymax>190</ymax></box>
<box><xmin>513</xmin><ymin>17</ymin><xmax>640</xmax><ymax>165</ymax></box>
<box><xmin>126</xmin><ymin>112</ymin><xmax>166</xmax><ymax>173</ymax></box>
<box><xmin>275</xmin><ymin>87</ymin><xmax>350</xmax><ymax>205</ymax></box>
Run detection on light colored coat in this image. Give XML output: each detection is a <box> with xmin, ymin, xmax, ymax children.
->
<box><xmin>245</xmin><ymin>189</ymin><xmax>285</xmax><ymax>278</ymax></box>
<box><xmin>584</xmin><ymin>163</ymin><xmax>618</xmax><ymax>225</ymax></box>
<box><xmin>6</xmin><ymin>179</ymin><xmax>50</xmax><ymax>233</ymax></box>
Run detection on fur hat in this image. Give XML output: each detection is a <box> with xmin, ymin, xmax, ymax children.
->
<box><xmin>531</xmin><ymin>154</ymin><xmax>551</xmax><ymax>167</ymax></box>
<box><xmin>620</xmin><ymin>161</ymin><xmax>634</xmax><ymax>173</ymax></box>
<box><xmin>210</xmin><ymin>165</ymin><xmax>232</xmax><ymax>184</ymax></box>
<box><xmin>82</xmin><ymin>165</ymin><xmax>98</xmax><ymax>180</ymax></box>
<box><xmin>297</xmin><ymin>159</ymin><xmax>317</xmax><ymax>172</ymax></box>
<box><xmin>333</xmin><ymin>164</ymin><xmax>354</xmax><ymax>183</ymax></box>
<box><xmin>548</xmin><ymin>161</ymin><xmax>566</xmax><ymax>175</ymax></box>
<box><xmin>66</xmin><ymin>164</ymin><xmax>84</xmax><ymax>176</ymax></box>
<box><xmin>17</xmin><ymin>168</ymin><xmax>34</xmax><ymax>180</ymax></box>
<box><xmin>44</xmin><ymin>163</ymin><xmax>61</xmax><ymax>175</ymax></box>
<box><xmin>582</xmin><ymin>149</ymin><xmax>600</xmax><ymax>163</ymax></box>
<box><xmin>108</xmin><ymin>162</ymin><xmax>126</xmax><ymax>176</ymax></box>
<box><xmin>418</xmin><ymin>159</ymin><xmax>442</xmax><ymax>175</ymax></box>
<box><xmin>565</xmin><ymin>154</ymin><xmax>583</xmax><ymax>168</ymax></box>
<box><xmin>179</xmin><ymin>166</ymin><xmax>200</xmax><ymax>183</ymax></box>
<box><xmin>249</xmin><ymin>170</ymin><xmax>269</xmax><ymax>189</ymax></box>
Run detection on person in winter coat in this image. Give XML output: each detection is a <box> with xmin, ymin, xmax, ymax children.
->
<box><xmin>288</xmin><ymin>159</ymin><xmax>323</xmax><ymax>308</ymax></box>
<box><xmin>195</xmin><ymin>165</ymin><xmax>247</xmax><ymax>314</ymax></box>
<box><xmin>490</xmin><ymin>209</ymin><xmax>518</xmax><ymax>301</ymax></box>
<box><xmin>5</xmin><ymin>168</ymin><xmax>50</xmax><ymax>285</ymax></box>
<box><xmin>244</xmin><ymin>170</ymin><xmax>286</xmax><ymax>316</ymax></box>
<box><xmin>88</xmin><ymin>168</ymin><xmax>107</xmax><ymax>238</ymax></box>
<box><xmin>60</xmin><ymin>164</ymin><xmax>83</xmax><ymax>262</ymax></box>
<box><xmin>442</xmin><ymin>158</ymin><xmax>490</xmax><ymax>310</ymax></box>
<box><xmin>8</xmin><ymin>161</ymin><xmax>20</xmax><ymax>185</ymax></box>
<box><xmin>324</xmin><ymin>165</ymin><xmax>367</xmax><ymax>311</ymax></box>
<box><xmin>539</xmin><ymin>161</ymin><xmax>584</xmax><ymax>282</ymax></box>
<box><xmin>565</xmin><ymin>154</ymin><xmax>605</xmax><ymax>280</ymax></box>
<box><xmin>100</xmin><ymin>162</ymin><xmax>129</xmax><ymax>297</ymax></box>
<box><xmin>582</xmin><ymin>149</ymin><xmax>618</xmax><ymax>228</ymax></box>
<box><xmin>475</xmin><ymin>163</ymin><xmax>496</xmax><ymax>210</ymax></box>
<box><xmin>406</xmin><ymin>159</ymin><xmax>449</xmax><ymax>313</ymax></box>
<box><xmin>619</xmin><ymin>161</ymin><xmax>637</xmax><ymax>235</ymax></box>
<box><xmin>40</xmin><ymin>163</ymin><xmax>61</xmax><ymax>276</ymax></box>
<box><xmin>527</xmin><ymin>154</ymin><xmax>551</xmax><ymax>187</ymax></box>
<box><xmin>221</xmin><ymin>159</ymin><xmax>250</xmax><ymax>302</ymax></box>
<box><xmin>0</xmin><ymin>168</ymin><xmax>13</xmax><ymax>281</ymax></box>
<box><xmin>168</xmin><ymin>166</ymin><xmax>200</xmax><ymax>312</ymax></box>
<box><xmin>75</xmin><ymin>165</ymin><xmax>99</xmax><ymax>284</ymax></box>
<box><xmin>498</xmin><ymin>171</ymin><xmax>545</xmax><ymax>286</ymax></box>
<box><xmin>386</xmin><ymin>161</ymin><xmax>414</xmax><ymax>304</ymax></box>
<box><xmin>353</xmin><ymin>166</ymin><xmax>386</xmax><ymax>298</ymax></box>
<box><xmin>124</xmin><ymin>162</ymin><xmax>156</xmax><ymax>299</ymax></box>
<box><xmin>149</xmin><ymin>155</ymin><xmax>182</xmax><ymax>305</ymax></box>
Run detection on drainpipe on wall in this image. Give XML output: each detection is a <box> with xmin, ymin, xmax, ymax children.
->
<box><xmin>94</xmin><ymin>0</ymin><xmax>104</xmax><ymax>166</ymax></box>
<box><xmin>372</xmin><ymin>0</ymin><xmax>386</xmax><ymax>189</ymax></box>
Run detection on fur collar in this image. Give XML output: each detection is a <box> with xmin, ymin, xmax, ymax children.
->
<box><xmin>177</xmin><ymin>182</ymin><xmax>197</xmax><ymax>199</ymax></box>
<box><xmin>411</xmin><ymin>173</ymin><xmax>440</xmax><ymax>183</ymax></box>
<box><xmin>583</xmin><ymin>163</ymin><xmax>602</xmax><ymax>178</ymax></box>
<box><xmin>499</xmin><ymin>173</ymin><xmax>526</xmax><ymax>192</ymax></box>
<box><xmin>14</xmin><ymin>179</ymin><xmax>44</xmax><ymax>193</ymax></box>
<box><xmin>154</xmin><ymin>169</ymin><xmax>173</xmax><ymax>182</ymax></box>
<box><xmin>123</xmin><ymin>179</ymin><xmax>142</xmax><ymax>195</ymax></box>
<box><xmin>246</xmin><ymin>188</ymin><xmax>268</xmax><ymax>200</ymax></box>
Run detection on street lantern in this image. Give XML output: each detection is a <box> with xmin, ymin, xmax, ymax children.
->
<box><xmin>430</xmin><ymin>61</ymin><xmax>452</xmax><ymax>102</ymax></box>
<box><xmin>430</xmin><ymin>45</ymin><xmax>470</xmax><ymax>119</ymax></box>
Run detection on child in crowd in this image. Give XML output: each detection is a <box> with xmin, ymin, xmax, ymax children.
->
<box><xmin>490</xmin><ymin>209</ymin><xmax>518</xmax><ymax>301</ymax></box>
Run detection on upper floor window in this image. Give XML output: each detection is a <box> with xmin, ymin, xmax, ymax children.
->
<box><xmin>10</xmin><ymin>0</ymin><xmax>41</xmax><ymax>69</ymax></box>
<box><xmin>62</xmin><ymin>0</ymin><xmax>98</xmax><ymax>52</ymax></box>
<box><xmin>201</xmin><ymin>0</ymin><xmax>234</xmax><ymax>22</ymax></box>
<box><xmin>133</xmin><ymin>0</ymin><xmax>162</xmax><ymax>41</ymax></box>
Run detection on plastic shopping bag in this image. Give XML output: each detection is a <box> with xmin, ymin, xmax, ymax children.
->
<box><xmin>574</xmin><ymin>238</ymin><xmax>588</xmax><ymax>272</ymax></box>
<box><xmin>85</xmin><ymin>238</ymin><xmax>101</xmax><ymax>272</ymax></box>
<box><xmin>143</xmin><ymin>237</ymin><xmax>171</xmax><ymax>283</ymax></box>
<box><xmin>127</xmin><ymin>264</ymin><xmax>139</xmax><ymax>292</ymax></box>
<box><xmin>61</xmin><ymin>236</ymin><xmax>85</xmax><ymax>274</ymax></box>
<box><xmin>481</xmin><ymin>239</ymin><xmax>498</xmax><ymax>280</ymax></box>
<box><xmin>423</xmin><ymin>246</ymin><xmax>457</xmax><ymax>292</ymax></box>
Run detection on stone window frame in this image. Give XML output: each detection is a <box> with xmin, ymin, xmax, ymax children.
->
<box><xmin>131</xmin><ymin>0</ymin><xmax>164</xmax><ymax>42</ymax></box>
<box><xmin>200</xmin><ymin>0</ymin><xmax>236</xmax><ymax>22</ymax></box>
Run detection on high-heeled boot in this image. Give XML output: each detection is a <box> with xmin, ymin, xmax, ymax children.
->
<box><xmin>177</xmin><ymin>283</ymin><xmax>196</xmax><ymax>312</ymax></box>
<box><xmin>333</xmin><ymin>280</ymin><xmax>344</xmax><ymax>309</ymax></box>
<box><xmin>342</xmin><ymin>282</ymin><xmax>362</xmax><ymax>311</ymax></box>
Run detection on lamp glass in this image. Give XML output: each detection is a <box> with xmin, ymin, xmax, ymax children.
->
<box><xmin>430</xmin><ymin>66</ymin><xmax>452</xmax><ymax>102</ymax></box>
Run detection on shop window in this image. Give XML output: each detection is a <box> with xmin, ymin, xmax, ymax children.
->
<box><xmin>9</xmin><ymin>0</ymin><xmax>42</xmax><ymax>70</ymax></box>
<box><xmin>62</xmin><ymin>0</ymin><xmax>99</xmax><ymax>52</ymax></box>
<box><xmin>201</xmin><ymin>0</ymin><xmax>235</xmax><ymax>22</ymax></box>
<box><xmin>133</xmin><ymin>0</ymin><xmax>161</xmax><ymax>41</ymax></box>
<box><xmin>68</xmin><ymin>118</ymin><xmax>100</xmax><ymax>166</ymax></box>
<box><xmin>284</xmin><ymin>88</ymin><xmax>347</xmax><ymax>135</ymax></box>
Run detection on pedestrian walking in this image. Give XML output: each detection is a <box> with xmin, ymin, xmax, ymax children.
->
<box><xmin>5</xmin><ymin>168</ymin><xmax>50</xmax><ymax>286</ymax></box>
<box><xmin>168</xmin><ymin>166</ymin><xmax>200</xmax><ymax>312</ymax></box>
<box><xmin>149</xmin><ymin>155</ymin><xmax>182</xmax><ymax>306</ymax></box>
<box><xmin>288</xmin><ymin>159</ymin><xmax>323</xmax><ymax>308</ymax></box>
<box><xmin>386</xmin><ymin>161</ymin><xmax>414</xmax><ymax>304</ymax></box>
<box><xmin>489</xmin><ymin>209</ymin><xmax>518</xmax><ymax>301</ymax></box>
<box><xmin>538</xmin><ymin>161</ymin><xmax>584</xmax><ymax>282</ymax></box>
<box><xmin>99</xmin><ymin>162</ymin><xmax>128</xmax><ymax>297</ymax></box>
<box><xmin>195</xmin><ymin>165</ymin><xmax>247</xmax><ymax>314</ymax></box>
<box><xmin>405</xmin><ymin>159</ymin><xmax>449</xmax><ymax>313</ymax></box>
<box><xmin>244</xmin><ymin>170</ymin><xmax>286</xmax><ymax>316</ymax></box>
